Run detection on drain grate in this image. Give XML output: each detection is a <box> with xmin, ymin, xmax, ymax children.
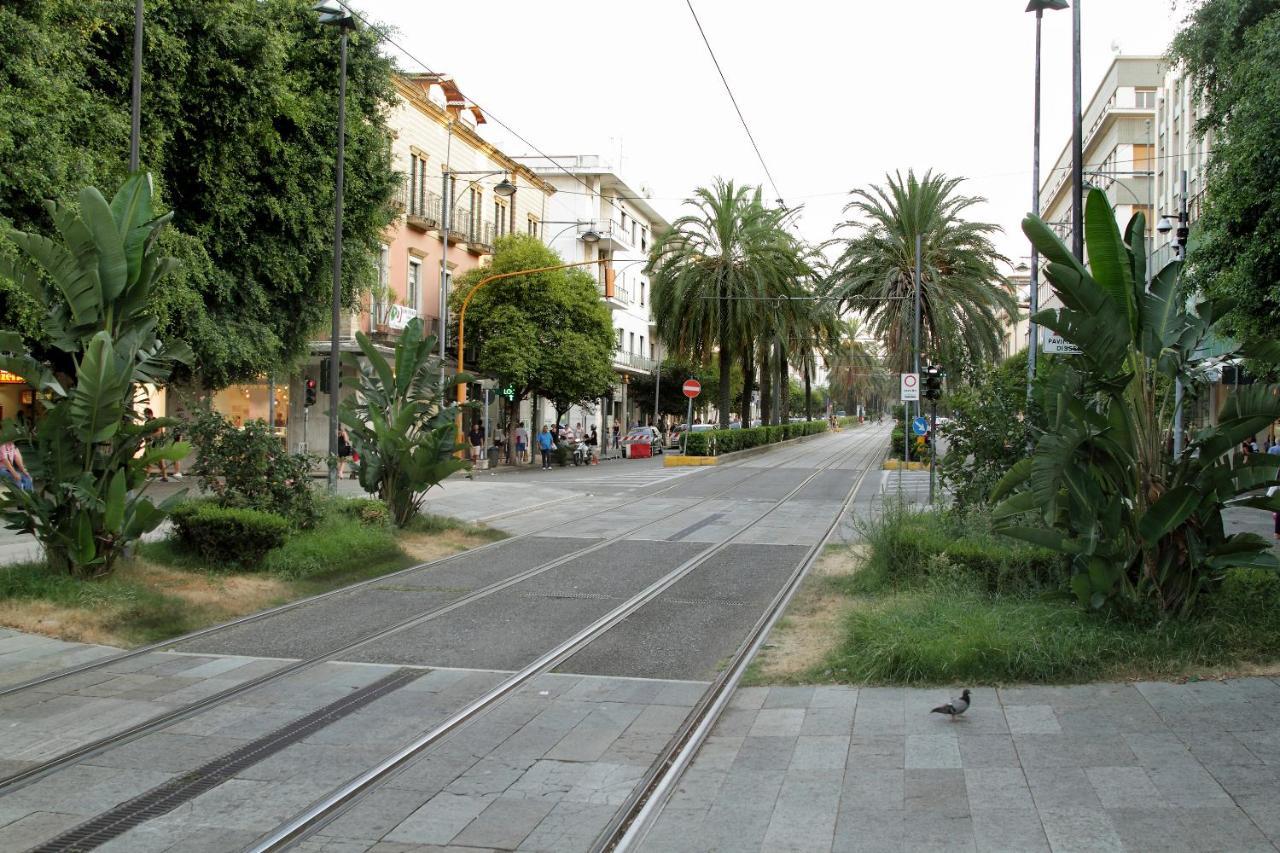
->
<box><xmin>665</xmin><ymin>597</ymin><xmax>746</xmax><ymax>607</ymax></box>
<box><xmin>521</xmin><ymin>591</ymin><xmax>615</xmax><ymax>601</ymax></box>
<box><xmin>29</xmin><ymin>667</ymin><xmax>421</xmax><ymax>853</ymax></box>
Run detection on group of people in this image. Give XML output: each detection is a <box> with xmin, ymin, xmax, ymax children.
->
<box><xmin>466</xmin><ymin>420</ymin><xmax>614</xmax><ymax>470</ymax></box>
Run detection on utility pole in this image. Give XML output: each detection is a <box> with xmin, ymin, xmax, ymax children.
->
<box><xmin>1071</xmin><ymin>0</ymin><xmax>1084</xmax><ymax>261</ymax></box>
<box><xmin>913</xmin><ymin>233</ymin><xmax>923</xmax><ymax>429</ymax></box>
<box><xmin>1172</xmin><ymin>170</ymin><xmax>1189</xmax><ymax>456</ymax></box>
<box><xmin>129</xmin><ymin>0</ymin><xmax>143</xmax><ymax>172</ymax></box>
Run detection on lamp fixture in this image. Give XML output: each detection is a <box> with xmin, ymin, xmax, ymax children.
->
<box><xmin>313</xmin><ymin>0</ymin><xmax>353</xmax><ymax>25</ymax></box>
<box><xmin>581</xmin><ymin>228</ymin><xmax>601</xmax><ymax>244</ymax></box>
<box><xmin>493</xmin><ymin>176</ymin><xmax>516</xmax><ymax>198</ymax></box>
<box><xmin>1156</xmin><ymin>216</ymin><xmax>1175</xmax><ymax>235</ymax></box>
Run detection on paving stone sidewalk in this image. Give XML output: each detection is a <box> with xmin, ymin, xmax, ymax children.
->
<box><xmin>642</xmin><ymin>680</ymin><xmax>1280</xmax><ymax>853</ymax></box>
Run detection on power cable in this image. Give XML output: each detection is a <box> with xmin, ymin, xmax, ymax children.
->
<box><xmin>684</xmin><ymin>0</ymin><xmax>785</xmax><ymax>206</ymax></box>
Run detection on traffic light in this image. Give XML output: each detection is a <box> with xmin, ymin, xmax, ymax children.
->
<box><xmin>304</xmin><ymin>378</ymin><xmax>317</xmax><ymax>407</ymax></box>
<box><xmin>319</xmin><ymin>358</ymin><xmax>330</xmax><ymax>394</ymax></box>
<box><xmin>923</xmin><ymin>365</ymin><xmax>944</xmax><ymax>401</ymax></box>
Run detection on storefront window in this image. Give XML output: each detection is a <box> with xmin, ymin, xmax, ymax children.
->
<box><xmin>210</xmin><ymin>381</ymin><xmax>290</xmax><ymax>436</ymax></box>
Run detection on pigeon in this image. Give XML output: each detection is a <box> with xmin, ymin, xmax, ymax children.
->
<box><xmin>931</xmin><ymin>689</ymin><xmax>971</xmax><ymax>720</ymax></box>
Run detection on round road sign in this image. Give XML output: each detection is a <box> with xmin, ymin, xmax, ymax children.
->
<box><xmin>682</xmin><ymin>379</ymin><xmax>702</xmax><ymax>399</ymax></box>
<box><xmin>911</xmin><ymin>416</ymin><xmax>929</xmax><ymax>436</ymax></box>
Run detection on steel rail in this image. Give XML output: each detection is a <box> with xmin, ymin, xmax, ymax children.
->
<box><xmin>246</xmin><ymin>428</ymin><xmax>883</xmax><ymax>852</ymax></box>
<box><xmin>0</xmin><ymin>428</ymin><xmax>871</xmax><ymax>798</ymax></box>
<box><xmin>598</xmin><ymin>435</ymin><xmax>884</xmax><ymax>851</ymax></box>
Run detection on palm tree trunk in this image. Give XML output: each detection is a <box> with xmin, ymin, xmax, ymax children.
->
<box><xmin>759</xmin><ymin>345</ymin><xmax>772</xmax><ymax>426</ymax></box>
<box><xmin>773</xmin><ymin>340</ymin><xmax>785</xmax><ymax>424</ymax></box>
<box><xmin>741</xmin><ymin>342</ymin><xmax>755</xmax><ymax>426</ymax></box>
<box><xmin>804</xmin><ymin>361</ymin><xmax>812</xmax><ymax>421</ymax></box>
<box><xmin>717</xmin><ymin>287</ymin><xmax>731</xmax><ymax>428</ymax></box>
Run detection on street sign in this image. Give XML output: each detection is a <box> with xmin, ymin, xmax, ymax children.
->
<box><xmin>900</xmin><ymin>373</ymin><xmax>919</xmax><ymax>402</ymax></box>
<box><xmin>683</xmin><ymin>379</ymin><xmax>702</xmax><ymax>399</ymax></box>
<box><xmin>1042</xmin><ymin>333</ymin><xmax>1082</xmax><ymax>355</ymax></box>
<box><xmin>911</xmin><ymin>416</ymin><xmax>929</xmax><ymax>436</ymax></box>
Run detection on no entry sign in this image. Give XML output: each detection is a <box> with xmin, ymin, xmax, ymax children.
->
<box><xmin>682</xmin><ymin>379</ymin><xmax>702</xmax><ymax>399</ymax></box>
<box><xmin>900</xmin><ymin>372</ymin><xmax>919</xmax><ymax>402</ymax></box>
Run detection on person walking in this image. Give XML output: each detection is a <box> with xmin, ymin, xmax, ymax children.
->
<box><xmin>337</xmin><ymin>426</ymin><xmax>353</xmax><ymax>479</ymax></box>
<box><xmin>515</xmin><ymin>421</ymin><xmax>529</xmax><ymax>465</ymax></box>
<box><xmin>537</xmin><ymin>425</ymin><xmax>555</xmax><ymax>470</ymax></box>
<box><xmin>0</xmin><ymin>439</ymin><xmax>32</xmax><ymax>492</ymax></box>
<box><xmin>468</xmin><ymin>422</ymin><xmax>484</xmax><ymax>465</ymax></box>
<box><xmin>143</xmin><ymin>407</ymin><xmax>170</xmax><ymax>481</ymax></box>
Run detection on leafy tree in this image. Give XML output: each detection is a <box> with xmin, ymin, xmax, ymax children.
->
<box><xmin>828</xmin><ymin>170</ymin><xmax>1015</xmax><ymax>376</ymax></box>
<box><xmin>649</xmin><ymin>179</ymin><xmax>802</xmax><ymax>428</ymax></box>
<box><xmin>340</xmin><ymin>318</ymin><xmax>468</xmax><ymax>527</ymax></box>
<box><xmin>824</xmin><ymin>320</ymin><xmax>889</xmax><ymax>415</ymax></box>
<box><xmin>0</xmin><ymin>0</ymin><xmax>398</xmax><ymax>387</ymax></box>
<box><xmin>449</xmin><ymin>234</ymin><xmax>616</xmax><ymax>439</ymax></box>
<box><xmin>0</xmin><ymin>174</ymin><xmax>192</xmax><ymax>577</ymax></box>
<box><xmin>991</xmin><ymin>189</ymin><xmax>1280</xmax><ymax>615</ymax></box>
<box><xmin>1169</xmin><ymin>0</ymin><xmax>1280</xmax><ymax>351</ymax></box>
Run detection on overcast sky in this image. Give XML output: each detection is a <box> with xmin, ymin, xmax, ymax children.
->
<box><xmin>362</xmin><ymin>1</ymin><xmax>1190</xmax><ymax>263</ymax></box>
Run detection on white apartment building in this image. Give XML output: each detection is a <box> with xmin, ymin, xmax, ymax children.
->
<box><xmin>1151</xmin><ymin>63</ymin><xmax>1214</xmax><ymax>271</ymax></box>
<box><xmin>1039</xmin><ymin>55</ymin><xmax>1162</xmax><ymax>313</ymax></box>
<box><xmin>521</xmin><ymin>155</ymin><xmax>670</xmax><ymax>437</ymax></box>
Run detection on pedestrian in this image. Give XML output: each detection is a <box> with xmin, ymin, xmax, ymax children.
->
<box><xmin>1241</xmin><ymin>439</ymin><xmax>1253</xmax><ymax>459</ymax></box>
<box><xmin>168</xmin><ymin>402</ymin><xmax>186</xmax><ymax>480</ymax></box>
<box><xmin>337</xmin><ymin>426</ymin><xmax>353</xmax><ymax>479</ymax></box>
<box><xmin>1268</xmin><ymin>440</ymin><xmax>1280</xmax><ymax>458</ymax></box>
<box><xmin>515</xmin><ymin>421</ymin><xmax>529</xmax><ymax>465</ymax></box>
<box><xmin>588</xmin><ymin>425</ymin><xmax>598</xmax><ymax>447</ymax></box>
<box><xmin>468</xmin><ymin>422</ymin><xmax>484</xmax><ymax>465</ymax></box>
<box><xmin>611</xmin><ymin>422</ymin><xmax>620</xmax><ymax>448</ymax></box>
<box><xmin>537</xmin><ymin>425</ymin><xmax>554</xmax><ymax>469</ymax></box>
<box><xmin>143</xmin><ymin>407</ymin><xmax>169</xmax><ymax>481</ymax></box>
<box><xmin>574</xmin><ymin>422</ymin><xmax>584</xmax><ymax>441</ymax></box>
<box><xmin>0</xmin><ymin>438</ymin><xmax>32</xmax><ymax>493</ymax></box>
<box><xmin>493</xmin><ymin>423</ymin><xmax>507</xmax><ymax>464</ymax></box>
<box><xmin>1249</xmin><ymin>437</ymin><xmax>1259</xmax><ymax>454</ymax></box>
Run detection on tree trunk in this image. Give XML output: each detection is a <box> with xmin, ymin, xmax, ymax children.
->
<box><xmin>718</xmin><ymin>289</ymin><xmax>731</xmax><ymax>428</ymax></box>
<box><xmin>778</xmin><ymin>343</ymin><xmax>790</xmax><ymax>421</ymax></box>
<box><xmin>741</xmin><ymin>342</ymin><xmax>755</xmax><ymax>426</ymax></box>
<box><xmin>804</xmin><ymin>361</ymin><xmax>812</xmax><ymax>421</ymax></box>
<box><xmin>759</xmin><ymin>345</ymin><xmax>772</xmax><ymax>427</ymax></box>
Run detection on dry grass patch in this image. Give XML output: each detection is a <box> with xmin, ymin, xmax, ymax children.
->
<box><xmin>399</xmin><ymin>529</ymin><xmax>489</xmax><ymax>563</ymax></box>
<box><xmin>747</xmin><ymin>545</ymin><xmax>864</xmax><ymax>684</ymax></box>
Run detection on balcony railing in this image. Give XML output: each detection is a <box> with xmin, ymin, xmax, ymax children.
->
<box><xmin>613</xmin><ymin>349</ymin><xmax>656</xmax><ymax>372</ymax></box>
<box><xmin>597</xmin><ymin>280</ymin><xmax>631</xmax><ymax>305</ymax></box>
<box><xmin>608</xmin><ymin>221</ymin><xmax>632</xmax><ymax>247</ymax></box>
<box><xmin>404</xmin><ymin>178</ymin><xmax>441</xmax><ymax>230</ymax></box>
<box><xmin>467</xmin><ymin>221</ymin><xmax>495</xmax><ymax>252</ymax></box>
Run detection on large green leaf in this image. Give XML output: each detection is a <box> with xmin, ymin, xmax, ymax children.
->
<box><xmin>1083</xmin><ymin>188</ymin><xmax>1135</xmax><ymax>332</ymax></box>
<box><xmin>79</xmin><ymin>186</ymin><xmax>128</xmax><ymax>303</ymax></box>
<box><xmin>69</xmin><ymin>332</ymin><xmax>128</xmax><ymax>444</ymax></box>
<box><xmin>1138</xmin><ymin>485</ymin><xmax>1200</xmax><ymax>543</ymax></box>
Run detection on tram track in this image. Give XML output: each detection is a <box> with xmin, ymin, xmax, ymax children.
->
<box><xmin>0</xmin><ymin>426</ymin><xmax>878</xmax><ymax>837</ymax></box>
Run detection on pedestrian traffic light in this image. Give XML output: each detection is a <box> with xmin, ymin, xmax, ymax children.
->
<box><xmin>923</xmin><ymin>365</ymin><xmax>944</xmax><ymax>401</ymax></box>
<box><xmin>305</xmin><ymin>378</ymin><xmax>317</xmax><ymax>407</ymax></box>
<box><xmin>501</xmin><ymin>385</ymin><xmax>516</xmax><ymax>401</ymax></box>
<box><xmin>319</xmin><ymin>358</ymin><xmax>331</xmax><ymax>394</ymax></box>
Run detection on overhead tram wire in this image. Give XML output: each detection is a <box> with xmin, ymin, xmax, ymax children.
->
<box><xmin>684</xmin><ymin>0</ymin><xmax>785</xmax><ymax>206</ymax></box>
<box><xmin>330</xmin><ymin>1</ymin><xmax>630</xmax><ymax>222</ymax></box>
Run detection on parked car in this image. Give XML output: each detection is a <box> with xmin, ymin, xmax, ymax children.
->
<box><xmin>669</xmin><ymin>423</ymin><xmax>715</xmax><ymax>448</ymax></box>
<box><xmin>836</xmin><ymin>410</ymin><xmax>847</xmax><ymax>417</ymax></box>
<box><xmin>621</xmin><ymin>426</ymin><xmax>665</xmax><ymax>458</ymax></box>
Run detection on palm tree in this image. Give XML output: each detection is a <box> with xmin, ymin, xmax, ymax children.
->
<box><xmin>825</xmin><ymin>319</ymin><xmax>886</xmax><ymax>416</ymax></box>
<box><xmin>649</xmin><ymin>179</ymin><xmax>799</xmax><ymax>428</ymax></box>
<box><xmin>828</xmin><ymin>170</ymin><xmax>1014</xmax><ymax>377</ymax></box>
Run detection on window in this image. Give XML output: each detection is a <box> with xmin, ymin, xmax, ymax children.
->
<box><xmin>408</xmin><ymin>154</ymin><xmax>429</xmax><ymax>215</ymax></box>
<box><xmin>528</xmin><ymin>215</ymin><xmax>539</xmax><ymax>236</ymax></box>
<box><xmin>494</xmin><ymin>198</ymin><xmax>509</xmax><ymax>237</ymax></box>
<box><xmin>1135</xmin><ymin>88</ymin><xmax>1156</xmax><ymax>109</ymax></box>
<box><xmin>1133</xmin><ymin>144</ymin><xmax>1154</xmax><ymax>173</ymax></box>
<box><xmin>629</xmin><ymin>332</ymin><xmax>635</xmax><ymax>354</ymax></box>
<box><xmin>469</xmin><ymin>187</ymin><xmax>482</xmax><ymax>235</ymax></box>
<box><xmin>641</xmin><ymin>227</ymin><xmax>648</xmax><ymax>251</ymax></box>
<box><xmin>640</xmin><ymin>335</ymin><xmax>645</xmax><ymax>357</ymax></box>
<box><xmin>650</xmin><ymin>342</ymin><xmax>655</xmax><ymax>360</ymax></box>
<box><xmin>407</xmin><ymin>257</ymin><xmax>422</xmax><ymax>310</ymax></box>
<box><xmin>632</xmin><ymin>221</ymin><xmax>638</xmax><ymax>244</ymax></box>
<box><xmin>616</xmin><ymin>328</ymin><xmax>624</xmax><ymax>348</ymax></box>
<box><xmin>1133</xmin><ymin>205</ymin><xmax>1153</xmax><ymax>234</ymax></box>
<box><xmin>640</xmin><ymin>282</ymin><xmax>646</xmax><ymax>306</ymax></box>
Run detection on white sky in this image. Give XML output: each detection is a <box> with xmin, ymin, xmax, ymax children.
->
<box><xmin>362</xmin><ymin>1</ymin><xmax>1189</xmax><ymax>263</ymax></box>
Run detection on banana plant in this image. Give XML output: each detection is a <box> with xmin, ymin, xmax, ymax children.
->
<box><xmin>340</xmin><ymin>317</ymin><xmax>470</xmax><ymax>527</ymax></box>
<box><xmin>991</xmin><ymin>188</ymin><xmax>1280</xmax><ymax>615</ymax></box>
<box><xmin>0</xmin><ymin>174</ymin><xmax>192</xmax><ymax>577</ymax></box>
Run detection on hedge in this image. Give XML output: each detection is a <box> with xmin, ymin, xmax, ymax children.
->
<box><xmin>683</xmin><ymin>420</ymin><xmax>828</xmax><ymax>456</ymax></box>
<box><xmin>170</xmin><ymin>501</ymin><xmax>290</xmax><ymax>569</ymax></box>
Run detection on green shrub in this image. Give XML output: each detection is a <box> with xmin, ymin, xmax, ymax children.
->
<box><xmin>263</xmin><ymin>514</ymin><xmax>402</xmax><ymax>580</ymax></box>
<box><xmin>185</xmin><ymin>410</ymin><xmax>318</xmax><ymax>528</ymax></box>
<box><xmin>170</xmin><ymin>501</ymin><xmax>289</xmax><ymax>568</ymax></box>
<box><xmin>336</xmin><ymin>497</ymin><xmax>391</xmax><ymax>527</ymax></box>
<box><xmin>681</xmin><ymin>420</ymin><xmax>828</xmax><ymax>456</ymax></box>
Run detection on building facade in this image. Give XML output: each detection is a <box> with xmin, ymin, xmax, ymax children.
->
<box><xmin>520</xmin><ymin>154</ymin><xmax>670</xmax><ymax>439</ymax></box>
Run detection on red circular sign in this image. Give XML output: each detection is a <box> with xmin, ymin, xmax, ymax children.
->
<box><xmin>682</xmin><ymin>379</ymin><xmax>702</xmax><ymax>398</ymax></box>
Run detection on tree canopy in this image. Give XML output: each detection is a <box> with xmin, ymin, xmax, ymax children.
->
<box><xmin>0</xmin><ymin>0</ymin><xmax>398</xmax><ymax>387</ymax></box>
<box><xmin>1170</xmin><ymin>0</ymin><xmax>1280</xmax><ymax>349</ymax></box>
<box><xmin>449</xmin><ymin>234</ymin><xmax>616</xmax><ymax>419</ymax></box>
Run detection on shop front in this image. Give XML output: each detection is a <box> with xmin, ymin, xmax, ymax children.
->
<box><xmin>0</xmin><ymin>370</ymin><xmax>36</xmax><ymax>426</ymax></box>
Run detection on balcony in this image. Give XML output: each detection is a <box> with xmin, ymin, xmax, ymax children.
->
<box><xmin>466</xmin><ymin>221</ymin><xmax>495</xmax><ymax>254</ymax></box>
<box><xmin>613</xmin><ymin>349</ymin><xmax>656</xmax><ymax>374</ymax></box>
<box><xmin>599</xmin><ymin>221</ymin><xmax>632</xmax><ymax>250</ymax></box>
<box><xmin>445</xmin><ymin>206</ymin><xmax>470</xmax><ymax>243</ymax></box>
<box><xmin>596</xmin><ymin>279</ymin><xmax>631</xmax><ymax>309</ymax></box>
<box><xmin>404</xmin><ymin>178</ymin><xmax>441</xmax><ymax>232</ymax></box>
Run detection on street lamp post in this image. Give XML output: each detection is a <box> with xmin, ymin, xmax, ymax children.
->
<box><xmin>1025</xmin><ymin>1</ymin><xmax>1069</xmax><ymax>409</ymax></box>
<box><xmin>1071</xmin><ymin>0</ymin><xmax>1084</xmax><ymax>261</ymax></box>
<box><xmin>1158</xmin><ymin>170</ymin><xmax>1191</xmax><ymax>456</ymax></box>
<box><xmin>130</xmin><ymin>0</ymin><xmax>143</xmax><ymax>172</ymax></box>
<box><xmin>315</xmin><ymin>0</ymin><xmax>354</xmax><ymax>494</ymax></box>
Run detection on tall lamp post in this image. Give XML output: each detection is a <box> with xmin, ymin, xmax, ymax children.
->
<box><xmin>316</xmin><ymin>0</ymin><xmax>354</xmax><ymax>494</ymax></box>
<box><xmin>1025</xmin><ymin>0</ymin><xmax>1069</xmax><ymax>409</ymax></box>
<box><xmin>130</xmin><ymin>0</ymin><xmax>143</xmax><ymax>172</ymax></box>
<box><xmin>1071</xmin><ymin>0</ymin><xmax>1084</xmax><ymax>261</ymax></box>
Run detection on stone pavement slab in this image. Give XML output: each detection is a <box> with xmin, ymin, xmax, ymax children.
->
<box><xmin>642</xmin><ymin>678</ymin><xmax>1280</xmax><ymax>852</ymax></box>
